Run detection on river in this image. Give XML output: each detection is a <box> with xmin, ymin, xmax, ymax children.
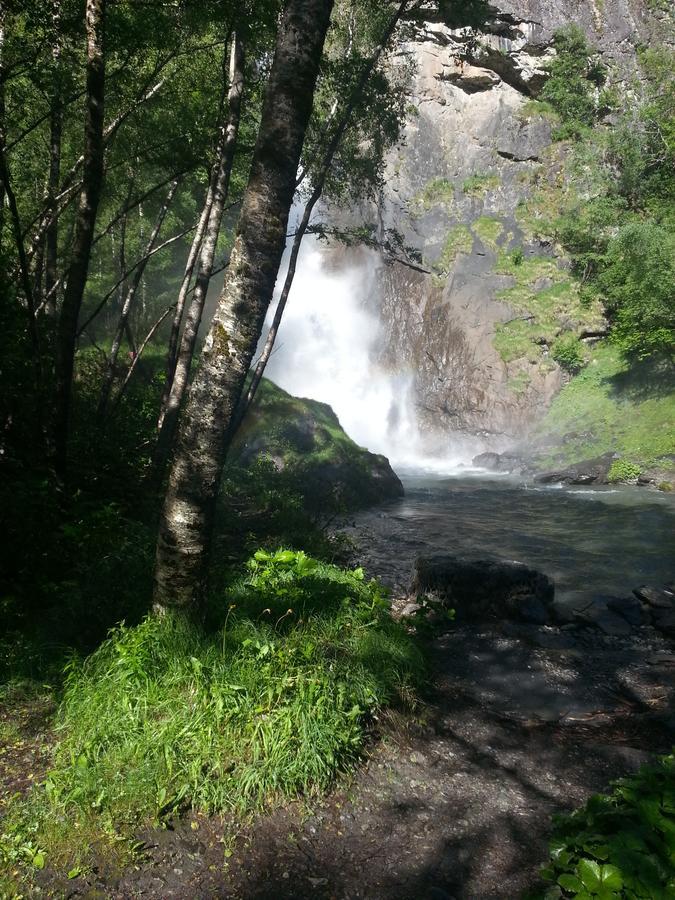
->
<box><xmin>344</xmin><ymin>471</ymin><xmax>675</xmax><ymax>605</ymax></box>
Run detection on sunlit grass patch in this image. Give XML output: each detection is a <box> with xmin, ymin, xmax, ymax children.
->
<box><xmin>1</xmin><ymin>551</ymin><xmax>424</xmax><ymax>883</ymax></box>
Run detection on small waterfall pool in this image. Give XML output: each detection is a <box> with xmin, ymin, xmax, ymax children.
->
<box><xmin>262</xmin><ymin>238</ymin><xmax>674</xmax><ymax>604</ymax></box>
<box><xmin>344</xmin><ymin>471</ymin><xmax>675</xmax><ymax>605</ymax></box>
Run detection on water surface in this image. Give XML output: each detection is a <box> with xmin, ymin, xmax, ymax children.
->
<box><xmin>349</xmin><ymin>471</ymin><xmax>675</xmax><ymax>603</ymax></box>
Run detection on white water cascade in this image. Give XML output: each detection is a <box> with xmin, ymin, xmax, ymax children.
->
<box><xmin>260</xmin><ymin>238</ymin><xmax>484</xmax><ymax>471</ymax></box>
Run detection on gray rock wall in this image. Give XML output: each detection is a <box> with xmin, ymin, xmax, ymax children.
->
<box><xmin>336</xmin><ymin>0</ymin><xmax>667</xmax><ymax>451</ymax></box>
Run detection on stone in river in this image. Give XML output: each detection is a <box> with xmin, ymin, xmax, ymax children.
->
<box><xmin>633</xmin><ymin>585</ymin><xmax>673</xmax><ymax>609</ymax></box>
<box><xmin>411</xmin><ymin>554</ymin><xmax>554</xmax><ymax>623</ymax></box>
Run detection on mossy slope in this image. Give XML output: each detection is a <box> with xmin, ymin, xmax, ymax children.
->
<box><xmin>531</xmin><ymin>344</ymin><xmax>675</xmax><ymax>477</ymax></box>
<box><xmin>230</xmin><ymin>378</ymin><xmax>403</xmax><ymax>510</ymax></box>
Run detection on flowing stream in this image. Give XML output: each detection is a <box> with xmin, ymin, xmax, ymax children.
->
<box><xmin>346</xmin><ymin>471</ymin><xmax>675</xmax><ymax>604</ymax></box>
<box><xmin>262</xmin><ymin>241</ymin><xmax>674</xmax><ymax>601</ymax></box>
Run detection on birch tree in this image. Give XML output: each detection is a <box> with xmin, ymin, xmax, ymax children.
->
<box><xmin>154</xmin><ymin>0</ymin><xmax>335</xmax><ymax>614</ymax></box>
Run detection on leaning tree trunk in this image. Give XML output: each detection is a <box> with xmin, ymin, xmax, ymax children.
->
<box><xmin>52</xmin><ymin>0</ymin><xmax>106</xmax><ymax>478</ymax></box>
<box><xmin>153</xmin><ymin>32</ymin><xmax>245</xmax><ymax>474</ymax></box>
<box><xmin>234</xmin><ymin>0</ymin><xmax>409</xmax><ymax>426</ymax></box>
<box><xmin>153</xmin><ymin>0</ymin><xmax>335</xmax><ymax>615</ymax></box>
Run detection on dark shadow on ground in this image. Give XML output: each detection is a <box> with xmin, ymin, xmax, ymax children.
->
<box><xmin>47</xmin><ymin>620</ymin><xmax>672</xmax><ymax>900</ymax></box>
<box><xmin>604</xmin><ymin>354</ymin><xmax>675</xmax><ymax>402</ymax></box>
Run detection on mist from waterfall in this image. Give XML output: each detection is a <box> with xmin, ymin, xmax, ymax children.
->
<box><xmin>259</xmin><ymin>238</ymin><xmax>484</xmax><ymax>472</ymax></box>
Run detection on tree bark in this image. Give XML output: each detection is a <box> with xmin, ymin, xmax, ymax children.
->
<box><xmin>52</xmin><ymin>0</ymin><xmax>106</xmax><ymax>478</ymax></box>
<box><xmin>234</xmin><ymin>0</ymin><xmax>409</xmax><ymax>425</ymax></box>
<box><xmin>153</xmin><ymin>0</ymin><xmax>335</xmax><ymax>614</ymax></box>
<box><xmin>97</xmin><ymin>178</ymin><xmax>178</xmax><ymax>418</ymax></box>
<box><xmin>153</xmin><ymin>32</ymin><xmax>245</xmax><ymax>472</ymax></box>
<box><xmin>44</xmin><ymin>0</ymin><xmax>63</xmax><ymax>319</ymax></box>
<box><xmin>0</xmin><ymin>2</ymin><xmax>6</xmax><ymax>242</ymax></box>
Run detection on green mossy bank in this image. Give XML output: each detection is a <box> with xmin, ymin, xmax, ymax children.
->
<box><xmin>232</xmin><ymin>378</ymin><xmax>403</xmax><ymax>511</ymax></box>
<box><xmin>530</xmin><ymin>344</ymin><xmax>675</xmax><ymax>485</ymax></box>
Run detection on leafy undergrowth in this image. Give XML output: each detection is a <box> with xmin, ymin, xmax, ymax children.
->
<box><xmin>0</xmin><ymin>550</ymin><xmax>424</xmax><ymax>889</ymax></box>
<box><xmin>532</xmin><ymin>343</ymin><xmax>675</xmax><ymax>474</ymax></box>
<box><xmin>540</xmin><ymin>754</ymin><xmax>675</xmax><ymax>899</ymax></box>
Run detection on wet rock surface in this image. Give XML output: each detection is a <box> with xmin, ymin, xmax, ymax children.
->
<box><xmin>533</xmin><ymin>451</ymin><xmax>619</xmax><ymax>486</ymax></box>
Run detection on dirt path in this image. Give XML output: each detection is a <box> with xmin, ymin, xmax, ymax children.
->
<box><xmin>37</xmin><ymin>621</ymin><xmax>669</xmax><ymax>900</ymax></box>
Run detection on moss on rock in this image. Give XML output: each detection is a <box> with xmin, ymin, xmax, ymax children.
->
<box><xmin>230</xmin><ymin>379</ymin><xmax>403</xmax><ymax>511</ymax></box>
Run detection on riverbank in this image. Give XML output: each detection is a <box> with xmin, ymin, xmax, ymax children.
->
<box><xmin>11</xmin><ymin>622</ymin><xmax>672</xmax><ymax>899</ymax></box>
<box><xmin>3</xmin><ymin>473</ymin><xmax>672</xmax><ymax>898</ymax></box>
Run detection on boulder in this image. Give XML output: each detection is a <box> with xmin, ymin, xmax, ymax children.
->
<box><xmin>607</xmin><ymin>595</ymin><xmax>648</xmax><ymax>627</ymax></box>
<box><xmin>472</xmin><ymin>451</ymin><xmax>501</xmax><ymax>470</ymax></box>
<box><xmin>534</xmin><ymin>452</ymin><xmax>618</xmax><ymax>485</ymax></box>
<box><xmin>231</xmin><ymin>378</ymin><xmax>404</xmax><ymax>511</ymax></box>
<box><xmin>633</xmin><ymin>585</ymin><xmax>674</xmax><ymax>609</ymax></box>
<box><xmin>411</xmin><ymin>554</ymin><xmax>554</xmax><ymax>623</ymax></box>
<box><xmin>653</xmin><ymin>609</ymin><xmax>675</xmax><ymax>636</ymax></box>
<box><xmin>471</xmin><ymin>451</ymin><xmax>527</xmax><ymax>474</ymax></box>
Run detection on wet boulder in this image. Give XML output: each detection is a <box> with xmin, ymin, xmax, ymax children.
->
<box><xmin>534</xmin><ymin>451</ymin><xmax>618</xmax><ymax>485</ymax></box>
<box><xmin>411</xmin><ymin>554</ymin><xmax>554</xmax><ymax>623</ymax></box>
<box><xmin>472</xmin><ymin>451</ymin><xmax>527</xmax><ymax>474</ymax></box>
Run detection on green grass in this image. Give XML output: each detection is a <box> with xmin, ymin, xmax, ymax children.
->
<box><xmin>1</xmin><ymin>551</ymin><xmax>424</xmax><ymax>883</ymax></box>
<box><xmin>493</xmin><ymin>320</ymin><xmax>549</xmax><ymax>364</ymax></box>
<box><xmin>507</xmin><ymin>371</ymin><xmax>531</xmax><ymax>395</ymax></box>
<box><xmin>472</xmin><ymin>215</ymin><xmax>504</xmax><ymax>251</ymax></box>
<box><xmin>434</xmin><ymin>225</ymin><xmax>474</xmax><ymax>274</ymax></box>
<box><xmin>413</xmin><ymin>177</ymin><xmax>455</xmax><ymax>211</ymax></box>
<box><xmin>533</xmin><ymin>343</ymin><xmax>675</xmax><ymax>470</ymax></box>
<box><xmin>492</xmin><ymin>251</ymin><xmax>605</xmax><ymax>365</ymax></box>
<box><xmin>461</xmin><ymin>173</ymin><xmax>500</xmax><ymax>197</ymax></box>
<box><xmin>519</xmin><ymin>99</ymin><xmax>560</xmax><ymax>123</ymax></box>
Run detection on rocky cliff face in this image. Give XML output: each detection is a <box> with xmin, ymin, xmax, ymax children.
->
<box><xmin>345</xmin><ymin>0</ymin><xmax>668</xmax><ymax>451</ymax></box>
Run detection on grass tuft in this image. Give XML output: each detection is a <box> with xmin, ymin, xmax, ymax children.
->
<box><xmin>1</xmin><ymin>551</ymin><xmax>424</xmax><ymax>880</ymax></box>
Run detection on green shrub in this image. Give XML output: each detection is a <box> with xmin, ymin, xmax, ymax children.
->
<box><xmin>607</xmin><ymin>459</ymin><xmax>642</xmax><ymax>483</ymax></box>
<box><xmin>551</xmin><ymin>333</ymin><xmax>587</xmax><ymax>373</ymax></box>
<box><xmin>540</xmin><ymin>25</ymin><xmax>606</xmax><ymax>141</ymax></box>
<box><xmin>2</xmin><ymin>551</ymin><xmax>424</xmax><ymax>876</ymax></box>
<box><xmin>540</xmin><ymin>754</ymin><xmax>675</xmax><ymax>898</ymax></box>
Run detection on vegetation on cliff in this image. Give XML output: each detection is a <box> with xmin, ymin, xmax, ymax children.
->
<box><xmin>506</xmin><ymin>27</ymin><xmax>675</xmax><ymax>476</ymax></box>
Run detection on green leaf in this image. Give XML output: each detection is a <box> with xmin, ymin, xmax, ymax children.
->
<box><xmin>577</xmin><ymin>858</ymin><xmax>602</xmax><ymax>891</ymax></box>
<box><xmin>275</xmin><ymin>550</ymin><xmax>296</xmax><ymax>563</ymax></box>
<box><xmin>67</xmin><ymin>867</ymin><xmax>81</xmax><ymax>879</ymax></box>
<box><xmin>599</xmin><ymin>864</ymin><xmax>623</xmax><ymax>890</ymax></box>
<box><xmin>32</xmin><ymin>852</ymin><xmax>45</xmax><ymax>869</ymax></box>
<box><xmin>558</xmin><ymin>873</ymin><xmax>583</xmax><ymax>892</ymax></box>
<box><xmin>591</xmin><ymin>845</ymin><xmax>610</xmax><ymax>861</ymax></box>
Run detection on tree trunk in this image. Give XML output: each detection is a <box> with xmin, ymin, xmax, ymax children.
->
<box><xmin>234</xmin><ymin>0</ymin><xmax>409</xmax><ymax>425</ymax></box>
<box><xmin>52</xmin><ymin>0</ymin><xmax>106</xmax><ymax>477</ymax></box>
<box><xmin>154</xmin><ymin>0</ymin><xmax>335</xmax><ymax>614</ymax></box>
<box><xmin>97</xmin><ymin>178</ymin><xmax>178</xmax><ymax>418</ymax></box>
<box><xmin>153</xmin><ymin>32</ymin><xmax>245</xmax><ymax>472</ymax></box>
<box><xmin>0</xmin><ymin>2</ymin><xmax>5</xmax><ymax>244</ymax></box>
<box><xmin>44</xmin><ymin>0</ymin><xmax>63</xmax><ymax>319</ymax></box>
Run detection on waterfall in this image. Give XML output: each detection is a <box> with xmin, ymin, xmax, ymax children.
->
<box><xmin>260</xmin><ymin>237</ymin><xmax>483</xmax><ymax>471</ymax></box>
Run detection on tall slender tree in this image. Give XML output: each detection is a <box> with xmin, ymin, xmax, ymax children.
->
<box><xmin>52</xmin><ymin>0</ymin><xmax>106</xmax><ymax>477</ymax></box>
<box><xmin>154</xmin><ymin>32</ymin><xmax>245</xmax><ymax>471</ymax></box>
<box><xmin>235</xmin><ymin>0</ymin><xmax>410</xmax><ymax>424</ymax></box>
<box><xmin>154</xmin><ymin>0</ymin><xmax>335</xmax><ymax>614</ymax></box>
